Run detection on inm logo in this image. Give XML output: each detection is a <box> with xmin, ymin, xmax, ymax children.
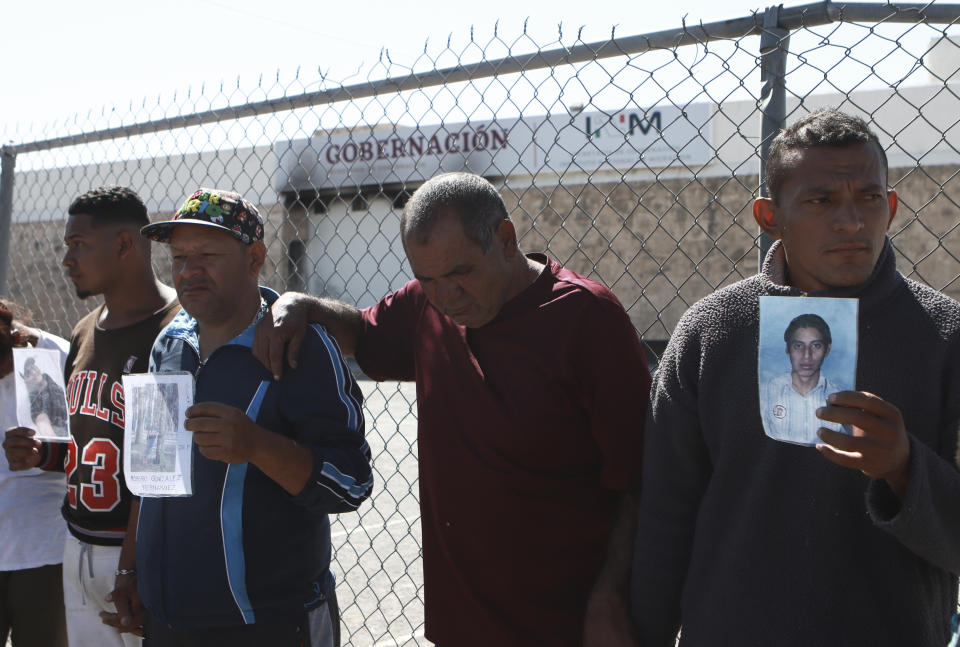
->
<box><xmin>585</xmin><ymin>111</ymin><xmax>663</xmax><ymax>139</ymax></box>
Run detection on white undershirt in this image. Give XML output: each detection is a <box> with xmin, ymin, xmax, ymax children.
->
<box><xmin>761</xmin><ymin>372</ymin><xmax>844</xmax><ymax>446</ymax></box>
<box><xmin>0</xmin><ymin>331</ymin><xmax>69</xmax><ymax>570</ymax></box>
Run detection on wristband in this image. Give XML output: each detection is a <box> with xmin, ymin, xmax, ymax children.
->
<box><xmin>115</xmin><ymin>569</ymin><xmax>137</xmax><ymax>576</ymax></box>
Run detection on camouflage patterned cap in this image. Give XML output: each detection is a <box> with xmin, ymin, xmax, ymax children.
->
<box><xmin>141</xmin><ymin>188</ymin><xmax>264</xmax><ymax>245</ymax></box>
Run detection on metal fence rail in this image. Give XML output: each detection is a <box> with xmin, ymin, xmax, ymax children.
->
<box><xmin>3</xmin><ymin>2</ymin><xmax>960</xmax><ymax>644</ymax></box>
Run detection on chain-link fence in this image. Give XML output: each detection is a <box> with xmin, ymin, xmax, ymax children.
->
<box><xmin>3</xmin><ymin>2</ymin><xmax>960</xmax><ymax>644</ymax></box>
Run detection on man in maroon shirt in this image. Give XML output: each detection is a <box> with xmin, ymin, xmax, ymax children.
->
<box><xmin>255</xmin><ymin>172</ymin><xmax>650</xmax><ymax>646</ymax></box>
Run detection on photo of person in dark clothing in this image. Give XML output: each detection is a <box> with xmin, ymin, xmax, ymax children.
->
<box><xmin>18</xmin><ymin>355</ymin><xmax>68</xmax><ymax>439</ymax></box>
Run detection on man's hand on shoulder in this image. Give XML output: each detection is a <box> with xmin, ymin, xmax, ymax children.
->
<box><xmin>3</xmin><ymin>427</ymin><xmax>42</xmax><ymax>470</ymax></box>
<box><xmin>815</xmin><ymin>391</ymin><xmax>911</xmax><ymax>499</ymax></box>
<box><xmin>252</xmin><ymin>292</ymin><xmax>311</xmax><ymax>381</ymax></box>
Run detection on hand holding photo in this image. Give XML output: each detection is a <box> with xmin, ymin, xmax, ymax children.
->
<box><xmin>758</xmin><ymin>296</ymin><xmax>858</xmax><ymax>446</ymax></box>
<box><xmin>12</xmin><ymin>347</ymin><xmax>70</xmax><ymax>441</ymax></box>
<box><xmin>122</xmin><ymin>372</ymin><xmax>195</xmax><ymax>497</ymax></box>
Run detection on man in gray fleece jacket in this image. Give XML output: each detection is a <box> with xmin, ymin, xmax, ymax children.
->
<box><xmin>630</xmin><ymin>108</ymin><xmax>960</xmax><ymax>646</ymax></box>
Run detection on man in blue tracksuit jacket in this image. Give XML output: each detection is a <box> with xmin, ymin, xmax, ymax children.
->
<box><xmin>133</xmin><ymin>188</ymin><xmax>372</xmax><ymax>646</ymax></box>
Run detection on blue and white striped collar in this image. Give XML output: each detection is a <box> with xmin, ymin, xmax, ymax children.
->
<box><xmin>163</xmin><ymin>286</ymin><xmax>279</xmax><ymax>351</ymax></box>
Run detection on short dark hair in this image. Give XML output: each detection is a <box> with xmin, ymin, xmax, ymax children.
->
<box><xmin>766</xmin><ymin>108</ymin><xmax>887</xmax><ymax>202</ymax></box>
<box><xmin>68</xmin><ymin>186</ymin><xmax>149</xmax><ymax>226</ymax></box>
<box><xmin>784</xmin><ymin>313</ymin><xmax>832</xmax><ymax>347</ymax></box>
<box><xmin>401</xmin><ymin>173</ymin><xmax>509</xmax><ymax>252</ymax></box>
<box><xmin>22</xmin><ymin>356</ymin><xmax>39</xmax><ymax>374</ymax></box>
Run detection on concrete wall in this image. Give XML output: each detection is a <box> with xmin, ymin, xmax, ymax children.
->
<box><xmin>10</xmin><ymin>157</ymin><xmax>960</xmax><ymax>343</ymax></box>
<box><xmin>9</xmin><ymin>158</ymin><xmax>960</xmax><ymax>344</ymax></box>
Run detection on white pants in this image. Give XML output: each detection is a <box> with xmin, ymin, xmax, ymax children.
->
<box><xmin>63</xmin><ymin>534</ymin><xmax>142</xmax><ymax>647</ymax></box>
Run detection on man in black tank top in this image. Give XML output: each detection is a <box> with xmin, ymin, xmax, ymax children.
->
<box><xmin>4</xmin><ymin>186</ymin><xmax>177</xmax><ymax>646</ymax></box>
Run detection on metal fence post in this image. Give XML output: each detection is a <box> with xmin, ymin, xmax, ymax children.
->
<box><xmin>758</xmin><ymin>3</ymin><xmax>791</xmax><ymax>269</ymax></box>
<box><xmin>0</xmin><ymin>146</ymin><xmax>16</xmax><ymax>296</ymax></box>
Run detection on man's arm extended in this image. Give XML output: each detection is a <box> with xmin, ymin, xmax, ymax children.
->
<box><xmin>197</xmin><ymin>324</ymin><xmax>373</xmax><ymax>513</ymax></box>
<box><xmin>819</xmin><ymin>390</ymin><xmax>960</xmax><ymax>574</ymax></box>
<box><xmin>816</xmin><ymin>391</ymin><xmax>910</xmax><ymax>498</ymax></box>
<box><xmin>253</xmin><ymin>292</ymin><xmax>362</xmax><ymax>380</ymax></box>
<box><xmin>185</xmin><ymin>401</ymin><xmax>315</xmax><ymax>495</ymax></box>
